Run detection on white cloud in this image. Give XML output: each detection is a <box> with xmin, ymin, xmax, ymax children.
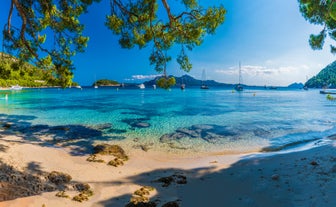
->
<box><xmin>215</xmin><ymin>65</ymin><xmax>281</xmax><ymax>76</ymax></box>
<box><xmin>129</xmin><ymin>74</ymin><xmax>162</xmax><ymax>80</ymax></box>
<box><xmin>214</xmin><ymin>69</ymin><xmax>235</xmax><ymax>75</ymax></box>
<box><xmin>212</xmin><ymin>64</ymin><xmax>313</xmax><ymax>86</ymax></box>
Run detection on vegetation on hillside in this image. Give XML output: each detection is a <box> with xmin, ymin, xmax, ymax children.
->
<box><xmin>93</xmin><ymin>79</ymin><xmax>119</xmax><ymax>86</ymax></box>
<box><xmin>0</xmin><ymin>53</ymin><xmax>69</xmax><ymax>87</ymax></box>
<box><xmin>305</xmin><ymin>61</ymin><xmax>336</xmax><ymax>88</ymax></box>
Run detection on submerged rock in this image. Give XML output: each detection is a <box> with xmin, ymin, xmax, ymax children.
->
<box><xmin>160</xmin><ymin>124</ymin><xmax>237</xmax><ymax>144</ymax></box>
<box><xmin>93</xmin><ymin>123</ymin><xmax>113</xmax><ymax>130</ymax></box>
<box><xmin>3</xmin><ymin>123</ymin><xmax>12</xmax><ymax>129</ymax></box>
<box><xmin>122</xmin><ymin>118</ymin><xmax>151</xmax><ymax>129</ymax></box>
<box><xmin>271</xmin><ymin>174</ymin><xmax>280</xmax><ymax>181</ymax></box>
<box><xmin>310</xmin><ymin>161</ymin><xmax>319</xmax><ymax>166</ymax></box>
<box><xmin>135</xmin><ymin>122</ymin><xmax>150</xmax><ymax>128</ymax></box>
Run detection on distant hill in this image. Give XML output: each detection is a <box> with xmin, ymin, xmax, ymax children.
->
<box><xmin>143</xmin><ymin>75</ymin><xmax>235</xmax><ymax>87</ymax></box>
<box><xmin>93</xmin><ymin>79</ymin><xmax>119</xmax><ymax>86</ymax></box>
<box><xmin>305</xmin><ymin>61</ymin><xmax>336</xmax><ymax>88</ymax></box>
<box><xmin>288</xmin><ymin>82</ymin><xmax>304</xmax><ymax>89</ymax></box>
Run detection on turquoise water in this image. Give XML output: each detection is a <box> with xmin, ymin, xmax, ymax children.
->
<box><xmin>1</xmin><ymin>87</ymin><xmax>336</xmax><ymax>154</ymax></box>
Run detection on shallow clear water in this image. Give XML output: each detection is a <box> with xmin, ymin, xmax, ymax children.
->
<box><xmin>1</xmin><ymin>87</ymin><xmax>336</xmax><ymax>154</ymax></box>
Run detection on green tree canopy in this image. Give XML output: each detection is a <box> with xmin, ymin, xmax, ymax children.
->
<box><xmin>2</xmin><ymin>0</ymin><xmax>226</xmax><ymax>88</ymax></box>
<box><xmin>94</xmin><ymin>79</ymin><xmax>119</xmax><ymax>86</ymax></box>
<box><xmin>298</xmin><ymin>0</ymin><xmax>336</xmax><ymax>53</ymax></box>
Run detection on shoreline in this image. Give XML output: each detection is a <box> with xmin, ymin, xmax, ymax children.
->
<box><xmin>1</xmin><ymin>133</ymin><xmax>336</xmax><ymax>206</ymax></box>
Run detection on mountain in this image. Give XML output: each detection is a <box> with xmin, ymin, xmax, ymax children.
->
<box><xmin>305</xmin><ymin>61</ymin><xmax>336</xmax><ymax>88</ymax></box>
<box><xmin>143</xmin><ymin>75</ymin><xmax>234</xmax><ymax>87</ymax></box>
<box><xmin>288</xmin><ymin>82</ymin><xmax>304</xmax><ymax>89</ymax></box>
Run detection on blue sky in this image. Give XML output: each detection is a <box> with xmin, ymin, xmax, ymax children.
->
<box><xmin>0</xmin><ymin>0</ymin><xmax>335</xmax><ymax>86</ymax></box>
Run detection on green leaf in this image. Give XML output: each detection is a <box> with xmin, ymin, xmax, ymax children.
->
<box><xmin>156</xmin><ymin>77</ymin><xmax>176</xmax><ymax>89</ymax></box>
<box><xmin>309</xmin><ymin>31</ymin><xmax>326</xmax><ymax>50</ymax></box>
<box><xmin>330</xmin><ymin>2</ymin><xmax>336</xmax><ymax>21</ymax></box>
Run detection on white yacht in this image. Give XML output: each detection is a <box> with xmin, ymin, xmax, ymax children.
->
<box><xmin>138</xmin><ymin>84</ymin><xmax>145</xmax><ymax>89</ymax></box>
<box><xmin>10</xmin><ymin>85</ymin><xmax>23</xmax><ymax>90</ymax></box>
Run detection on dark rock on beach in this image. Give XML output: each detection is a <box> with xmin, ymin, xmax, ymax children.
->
<box><xmin>162</xmin><ymin>201</ymin><xmax>180</xmax><ymax>207</ymax></box>
<box><xmin>47</xmin><ymin>171</ymin><xmax>72</xmax><ymax>185</ymax></box>
<box><xmin>155</xmin><ymin>174</ymin><xmax>187</xmax><ymax>187</ymax></box>
<box><xmin>125</xmin><ymin>201</ymin><xmax>157</xmax><ymax>207</ymax></box>
<box><xmin>93</xmin><ymin>144</ymin><xmax>128</xmax><ymax>161</ymax></box>
<box><xmin>0</xmin><ymin>161</ymin><xmax>92</xmax><ymax>202</ymax></box>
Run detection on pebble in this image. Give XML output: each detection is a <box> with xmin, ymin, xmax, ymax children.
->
<box><xmin>310</xmin><ymin>161</ymin><xmax>318</xmax><ymax>166</ymax></box>
<box><xmin>271</xmin><ymin>174</ymin><xmax>280</xmax><ymax>180</ymax></box>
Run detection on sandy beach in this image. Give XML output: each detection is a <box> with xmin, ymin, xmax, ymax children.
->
<box><xmin>0</xmin><ymin>130</ymin><xmax>336</xmax><ymax>207</ymax></box>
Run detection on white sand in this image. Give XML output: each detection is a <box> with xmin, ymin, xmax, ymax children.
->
<box><xmin>0</xmin><ymin>134</ymin><xmax>336</xmax><ymax>207</ymax></box>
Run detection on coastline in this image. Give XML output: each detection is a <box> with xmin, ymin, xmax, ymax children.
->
<box><xmin>1</xmin><ymin>132</ymin><xmax>336</xmax><ymax>206</ymax></box>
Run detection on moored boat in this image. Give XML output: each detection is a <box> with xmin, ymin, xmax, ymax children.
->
<box><xmin>138</xmin><ymin>83</ymin><xmax>145</xmax><ymax>89</ymax></box>
<box><xmin>320</xmin><ymin>90</ymin><xmax>336</xmax><ymax>94</ymax></box>
<box><xmin>10</xmin><ymin>85</ymin><xmax>23</xmax><ymax>90</ymax></box>
<box><xmin>234</xmin><ymin>62</ymin><xmax>243</xmax><ymax>92</ymax></box>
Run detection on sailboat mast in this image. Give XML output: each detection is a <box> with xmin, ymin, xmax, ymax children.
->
<box><xmin>202</xmin><ymin>69</ymin><xmax>206</xmax><ymax>84</ymax></box>
<box><xmin>238</xmin><ymin>61</ymin><xmax>242</xmax><ymax>85</ymax></box>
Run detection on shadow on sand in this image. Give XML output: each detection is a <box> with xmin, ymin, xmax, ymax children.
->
<box><xmin>96</xmin><ymin>144</ymin><xmax>336</xmax><ymax>207</ymax></box>
<box><xmin>0</xmin><ymin>113</ymin><xmax>114</xmax><ymax>155</ymax></box>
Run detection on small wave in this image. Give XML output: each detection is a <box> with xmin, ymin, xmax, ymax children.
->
<box><xmin>261</xmin><ymin>137</ymin><xmax>322</xmax><ymax>152</ymax></box>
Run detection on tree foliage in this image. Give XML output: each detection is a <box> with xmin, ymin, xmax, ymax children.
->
<box><xmin>2</xmin><ymin>0</ymin><xmax>99</xmax><ymax>87</ymax></box>
<box><xmin>156</xmin><ymin>76</ymin><xmax>176</xmax><ymax>89</ymax></box>
<box><xmin>2</xmin><ymin>0</ymin><xmax>226</xmax><ymax>88</ymax></box>
<box><xmin>305</xmin><ymin>60</ymin><xmax>336</xmax><ymax>88</ymax></box>
<box><xmin>298</xmin><ymin>0</ymin><xmax>336</xmax><ymax>53</ymax></box>
<box><xmin>106</xmin><ymin>0</ymin><xmax>225</xmax><ymax>74</ymax></box>
<box><xmin>93</xmin><ymin>79</ymin><xmax>119</xmax><ymax>86</ymax></box>
<box><xmin>0</xmin><ymin>52</ymin><xmax>64</xmax><ymax>87</ymax></box>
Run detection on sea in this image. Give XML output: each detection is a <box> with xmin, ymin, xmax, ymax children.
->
<box><xmin>1</xmin><ymin>86</ymin><xmax>336</xmax><ymax>155</ymax></box>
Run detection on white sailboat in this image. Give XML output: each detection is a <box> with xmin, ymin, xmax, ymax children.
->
<box><xmin>10</xmin><ymin>85</ymin><xmax>23</xmax><ymax>90</ymax></box>
<box><xmin>180</xmin><ymin>76</ymin><xmax>185</xmax><ymax>90</ymax></box>
<box><xmin>94</xmin><ymin>74</ymin><xmax>98</xmax><ymax>88</ymax></box>
<box><xmin>303</xmin><ymin>76</ymin><xmax>308</xmax><ymax>90</ymax></box>
<box><xmin>234</xmin><ymin>62</ymin><xmax>243</xmax><ymax>91</ymax></box>
<box><xmin>138</xmin><ymin>83</ymin><xmax>145</xmax><ymax>89</ymax></box>
<box><xmin>200</xmin><ymin>69</ymin><xmax>209</xmax><ymax>89</ymax></box>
